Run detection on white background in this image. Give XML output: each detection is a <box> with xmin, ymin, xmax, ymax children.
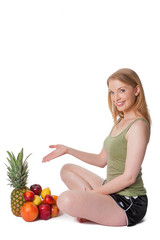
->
<box><xmin>0</xmin><ymin>0</ymin><xmax>159</xmax><ymax>239</ymax></box>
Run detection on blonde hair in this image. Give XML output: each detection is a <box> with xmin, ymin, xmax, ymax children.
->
<box><xmin>107</xmin><ymin>68</ymin><xmax>151</xmax><ymax>125</ymax></box>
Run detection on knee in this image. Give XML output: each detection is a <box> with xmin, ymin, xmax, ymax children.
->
<box><xmin>57</xmin><ymin>190</ymin><xmax>74</xmax><ymax>214</ymax></box>
<box><xmin>60</xmin><ymin>163</ymin><xmax>74</xmax><ymax>181</ymax></box>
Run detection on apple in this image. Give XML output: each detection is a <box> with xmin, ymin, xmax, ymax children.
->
<box><xmin>51</xmin><ymin>205</ymin><xmax>59</xmax><ymax>218</ymax></box>
<box><xmin>44</xmin><ymin>195</ymin><xmax>54</xmax><ymax>205</ymax></box>
<box><xmin>38</xmin><ymin>203</ymin><xmax>51</xmax><ymax>220</ymax></box>
<box><xmin>30</xmin><ymin>184</ymin><xmax>42</xmax><ymax>195</ymax></box>
<box><xmin>24</xmin><ymin>190</ymin><xmax>34</xmax><ymax>201</ymax></box>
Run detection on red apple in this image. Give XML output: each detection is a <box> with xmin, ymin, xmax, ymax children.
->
<box><xmin>38</xmin><ymin>203</ymin><xmax>51</xmax><ymax>220</ymax></box>
<box><xmin>51</xmin><ymin>205</ymin><xmax>59</xmax><ymax>218</ymax></box>
<box><xmin>44</xmin><ymin>195</ymin><xmax>54</xmax><ymax>205</ymax></box>
<box><xmin>24</xmin><ymin>190</ymin><xmax>34</xmax><ymax>201</ymax></box>
<box><xmin>30</xmin><ymin>184</ymin><xmax>42</xmax><ymax>195</ymax></box>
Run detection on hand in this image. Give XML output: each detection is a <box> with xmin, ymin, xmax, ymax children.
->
<box><xmin>84</xmin><ymin>187</ymin><xmax>101</xmax><ymax>194</ymax></box>
<box><xmin>84</xmin><ymin>188</ymin><xmax>94</xmax><ymax>193</ymax></box>
<box><xmin>42</xmin><ymin>145</ymin><xmax>68</xmax><ymax>163</ymax></box>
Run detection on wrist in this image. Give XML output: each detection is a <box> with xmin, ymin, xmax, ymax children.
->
<box><xmin>66</xmin><ymin>146</ymin><xmax>71</xmax><ymax>154</ymax></box>
<box><xmin>94</xmin><ymin>186</ymin><xmax>106</xmax><ymax>195</ymax></box>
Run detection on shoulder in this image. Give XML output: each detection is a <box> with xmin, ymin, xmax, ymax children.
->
<box><xmin>126</xmin><ymin>119</ymin><xmax>150</xmax><ymax>143</ymax></box>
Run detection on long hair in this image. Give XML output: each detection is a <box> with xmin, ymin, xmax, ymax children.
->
<box><xmin>107</xmin><ymin>68</ymin><xmax>151</xmax><ymax>125</ymax></box>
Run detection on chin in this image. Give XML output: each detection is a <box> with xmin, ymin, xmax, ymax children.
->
<box><xmin>117</xmin><ymin>106</ymin><xmax>126</xmax><ymax>112</ymax></box>
<box><xmin>117</xmin><ymin>104</ymin><xmax>131</xmax><ymax>113</ymax></box>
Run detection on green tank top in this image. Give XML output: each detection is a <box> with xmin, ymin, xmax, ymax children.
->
<box><xmin>103</xmin><ymin>118</ymin><xmax>149</xmax><ymax>197</ymax></box>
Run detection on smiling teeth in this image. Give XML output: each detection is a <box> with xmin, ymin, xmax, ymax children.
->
<box><xmin>116</xmin><ymin>102</ymin><xmax>124</xmax><ymax>106</ymax></box>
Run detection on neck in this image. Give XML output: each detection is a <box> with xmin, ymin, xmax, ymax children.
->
<box><xmin>122</xmin><ymin>111</ymin><xmax>140</xmax><ymax>121</ymax></box>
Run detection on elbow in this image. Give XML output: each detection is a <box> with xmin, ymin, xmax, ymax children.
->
<box><xmin>129</xmin><ymin>176</ymin><xmax>136</xmax><ymax>185</ymax></box>
<box><xmin>124</xmin><ymin>173</ymin><xmax>136</xmax><ymax>186</ymax></box>
<box><xmin>99</xmin><ymin>163</ymin><xmax>106</xmax><ymax>168</ymax></box>
<box><xmin>97</xmin><ymin>158</ymin><xmax>107</xmax><ymax>168</ymax></box>
<box><xmin>97</xmin><ymin>149</ymin><xmax>107</xmax><ymax>168</ymax></box>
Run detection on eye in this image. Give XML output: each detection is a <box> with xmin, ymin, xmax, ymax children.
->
<box><xmin>109</xmin><ymin>90</ymin><xmax>114</xmax><ymax>95</ymax></box>
<box><xmin>120</xmin><ymin>89</ymin><xmax>125</xmax><ymax>93</ymax></box>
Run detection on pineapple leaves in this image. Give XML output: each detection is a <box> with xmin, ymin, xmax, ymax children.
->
<box><xmin>17</xmin><ymin>148</ymin><xmax>23</xmax><ymax>165</ymax></box>
<box><xmin>24</xmin><ymin>153</ymin><xmax>32</xmax><ymax>162</ymax></box>
<box><xmin>7</xmin><ymin>151</ymin><xmax>17</xmax><ymax>166</ymax></box>
<box><xmin>5</xmin><ymin>148</ymin><xmax>31</xmax><ymax>189</ymax></box>
<box><xmin>6</xmin><ymin>157</ymin><xmax>16</xmax><ymax>172</ymax></box>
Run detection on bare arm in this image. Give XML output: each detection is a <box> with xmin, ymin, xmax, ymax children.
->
<box><xmin>91</xmin><ymin>121</ymin><xmax>150</xmax><ymax>194</ymax></box>
<box><xmin>67</xmin><ymin>146</ymin><xmax>107</xmax><ymax>168</ymax></box>
<box><xmin>42</xmin><ymin>144</ymin><xmax>107</xmax><ymax>168</ymax></box>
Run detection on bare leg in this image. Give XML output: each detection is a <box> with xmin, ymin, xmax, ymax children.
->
<box><xmin>59</xmin><ymin>164</ymin><xmax>126</xmax><ymax>226</ymax></box>
<box><xmin>60</xmin><ymin>163</ymin><xmax>105</xmax><ymax>223</ymax></box>
<box><xmin>57</xmin><ymin>190</ymin><xmax>127</xmax><ymax>226</ymax></box>
<box><xmin>60</xmin><ymin>163</ymin><xmax>104</xmax><ymax>191</ymax></box>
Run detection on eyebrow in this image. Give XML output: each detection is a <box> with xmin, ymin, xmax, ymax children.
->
<box><xmin>109</xmin><ymin>86</ymin><xmax>127</xmax><ymax>92</ymax></box>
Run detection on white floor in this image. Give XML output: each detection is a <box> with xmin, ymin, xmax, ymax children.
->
<box><xmin>2</xmin><ymin>206</ymin><xmax>157</xmax><ymax>240</ymax></box>
<box><xmin>1</xmin><ymin>180</ymin><xmax>158</xmax><ymax>240</ymax></box>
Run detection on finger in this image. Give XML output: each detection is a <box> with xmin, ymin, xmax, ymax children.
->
<box><xmin>42</xmin><ymin>156</ymin><xmax>49</xmax><ymax>163</ymax></box>
<box><xmin>42</xmin><ymin>153</ymin><xmax>52</xmax><ymax>162</ymax></box>
<box><xmin>49</xmin><ymin>145</ymin><xmax>56</xmax><ymax>148</ymax></box>
<box><xmin>84</xmin><ymin>188</ymin><xmax>92</xmax><ymax>192</ymax></box>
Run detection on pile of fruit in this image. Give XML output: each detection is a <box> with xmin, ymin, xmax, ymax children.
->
<box><xmin>21</xmin><ymin>184</ymin><xmax>59</xmax><ymax>222</ymax></box>
<box><xmin>5</xmin><ymin>148</ymin><xmax>60</xmax><ymax>222</ymax></box>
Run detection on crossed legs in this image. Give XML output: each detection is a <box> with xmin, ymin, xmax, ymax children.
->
<box><xmin>57</xmin><ymin>164</ymin><xmax>127</xmax><ymax>226</ymax></box>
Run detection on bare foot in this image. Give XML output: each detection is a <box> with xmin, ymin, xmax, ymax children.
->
<box><xmin>77</xmin><ymin>217</ymin><xmax>89</xmax><ymax>223</ymax></box>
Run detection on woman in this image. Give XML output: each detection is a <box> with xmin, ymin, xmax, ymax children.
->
<box><xmin>42</xmin><ymin>68</ymin><xmax>151</xmax><ymax>226</ymax></box>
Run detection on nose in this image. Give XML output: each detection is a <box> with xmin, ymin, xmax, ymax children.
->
<box><xmin>114</xmin><ymin>92</ymin><xmax>120</xmax><ymax>101</ymax></box>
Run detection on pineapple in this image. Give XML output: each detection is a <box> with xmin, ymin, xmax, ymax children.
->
<box><xmin>6</xmin><ymin>148</ymin><xmax>31</xmax><ymax>216</ymax></box>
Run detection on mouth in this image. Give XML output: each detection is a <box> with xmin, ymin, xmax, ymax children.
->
<box><xmin>116</xmin><ymin>101</ymin><xmax>125</xmax><ymax>108</ymax></box>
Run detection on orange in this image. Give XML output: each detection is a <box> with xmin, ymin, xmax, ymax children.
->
<box><xmin>21</xmin><ymin>202</ymin><xmax>39</xmax><ymax>222</ymax></box>
<box><xmin>52</xmin><ymin>195</ymin><xmax>58</xmax><ymax>205</ymax></box>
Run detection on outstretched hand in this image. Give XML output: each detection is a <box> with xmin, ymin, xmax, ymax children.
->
<box><xmin>42</xmin><ymin>145</ymin><xmax>68</xmax><ymax>163</ymax></box>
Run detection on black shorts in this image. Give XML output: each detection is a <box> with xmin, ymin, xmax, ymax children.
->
<box><xmin>110</xmin><ymin>193</ymin><xmax>148</xmax><ymax>226</ymax></box>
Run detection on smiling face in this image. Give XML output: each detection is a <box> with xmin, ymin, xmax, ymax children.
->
<box><xmin>108</xmin><ymin>79</ymin><xmax>140</xmax><ymax>114</ymax></box>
